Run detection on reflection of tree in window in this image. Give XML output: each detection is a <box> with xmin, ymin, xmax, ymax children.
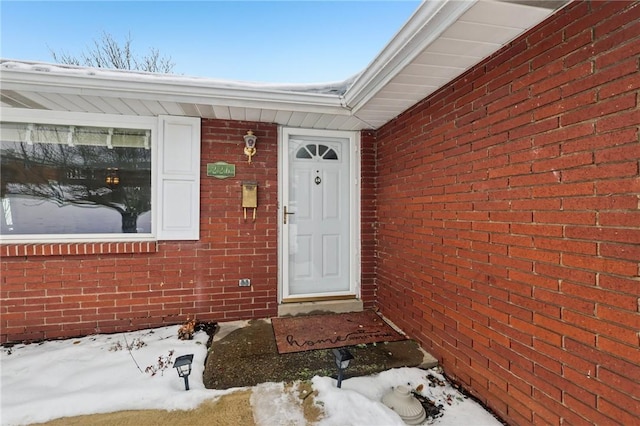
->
<box><xmin>295</xmin><ymin>144</ymin><xmax>338</xmax><ymax>160</ymax></box>
<box><xmin>0</xmin><ymin>123</ymin><xmax>152</xmax><ymax>235</ymax></box>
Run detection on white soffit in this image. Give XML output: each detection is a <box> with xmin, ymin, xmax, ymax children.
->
<box><xmin>0</xmin><ymin>0</ymin><xmax>567</xmax><ymax>131</ymax></box>
<box><xmin>349</xmin><ymin>0</ymin><xmax>566</xmax><ymax>129</ymax></box>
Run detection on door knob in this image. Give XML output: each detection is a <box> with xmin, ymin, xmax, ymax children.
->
<box><xmin>284</xmin><ymin>206</ymin><xmax>295</xmax><ymax>224</ymax></box>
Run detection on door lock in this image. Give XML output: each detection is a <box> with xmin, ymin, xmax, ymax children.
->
<box><xmin>283</xmin><ymin>206</ymin><xmax>295</xmax><ymax>224</ymax></box>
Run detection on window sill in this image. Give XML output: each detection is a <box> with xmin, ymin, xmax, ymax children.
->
<box><xmin>1</xmin><ymin>241</ymin><xmax>158</xmax><ymax>258</ymax></box>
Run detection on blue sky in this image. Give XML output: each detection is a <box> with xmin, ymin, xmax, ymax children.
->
<box><xmin>1</xmin><ymin>1</ymin><xmax>420</xmax><ymax>83</ymax></box>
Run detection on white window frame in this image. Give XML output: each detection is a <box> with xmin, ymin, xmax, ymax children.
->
<box><xmin>0</xmin><ymin>108</ymin><xmax>200</xmax><ymax>243</ymax></box>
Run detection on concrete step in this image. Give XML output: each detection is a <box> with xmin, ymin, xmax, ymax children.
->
<box><xmin>203</xmin><ymin>318</ymin><xmax>438</xmax><ymax>390</ymax></box>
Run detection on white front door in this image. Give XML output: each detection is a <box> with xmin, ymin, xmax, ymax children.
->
<box><xmin>280</xmin><ymin>128</ymin><xmax>360</xmax><ymax>301</ymax></box>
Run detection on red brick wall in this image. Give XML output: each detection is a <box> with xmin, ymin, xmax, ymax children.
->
<box><xmin>1</xmin><ymin>120</ymin><xmax>279</xmax><ymax>343</ymax></box>
<box><xmin>1</xmin><ymin>119</ymin><xmax>379</xmax><ymax>343</ymax></box>
<box><xmin>374</xmin><ymin>2</ymin><xmax>639</xmax><ymax>424</ymax></box>
<box><xmin>361</xmin><ymin>130</ymin><xmax>377</xmax><ymax>308</ymax></box>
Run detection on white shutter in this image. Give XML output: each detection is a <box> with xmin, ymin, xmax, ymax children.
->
<box><xmin>157</xmin><ymin>116</ymin><xmax>201</xmax><ymax>240</ymax></box>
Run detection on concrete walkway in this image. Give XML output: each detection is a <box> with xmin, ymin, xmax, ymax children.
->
<box><xmin>203</xmin><ymin>318</ymin><xmax>438</xmax><ymax>390</ymax></box>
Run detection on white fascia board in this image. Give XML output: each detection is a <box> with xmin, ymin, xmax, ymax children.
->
<box><xmin>0</xmin><ymin>68</ymin><xmax>350</xmax><ymax>116</ymax></box>
<box><xmin>0</xmin><ymin>107</ymin><xmax>158</xmax><ymax>128</ymax></box>
<box><xmin>344</xmin><ymin>0</ymin><xmax>477</xmax><ymax>113</ymax></box>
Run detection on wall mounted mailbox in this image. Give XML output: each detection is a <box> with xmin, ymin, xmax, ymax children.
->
<box><xmin>242</xmin><ymin>181</ymin><xmax>258</xmax><ymax>221</ymax></box>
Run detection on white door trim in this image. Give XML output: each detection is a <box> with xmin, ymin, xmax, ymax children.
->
<box><xmin>278</xmin><ymin>127</ymin><xmax>361</xmax><ymax>303</ymax></box>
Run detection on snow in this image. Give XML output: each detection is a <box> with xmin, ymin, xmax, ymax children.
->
<box><xmin>1</xmin><ymin>323</ymin><xmax>502</xmax><ymax>426</ymax></box>
<box><xmin>252</xmin><ymin>382</ymin><xmax>309</xmax><ymax>426</ymax></box>
<box><xmin>0</xmin><ymin>59</ymin><xmax>357</xmax><ymax>95</ymax></box>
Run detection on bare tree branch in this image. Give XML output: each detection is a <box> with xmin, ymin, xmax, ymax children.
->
<box><xmin>49</xmin><ymin>31</ymin><xmax>175</xmax><ymax>73</ymax></box>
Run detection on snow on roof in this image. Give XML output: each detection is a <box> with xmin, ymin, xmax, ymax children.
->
<box><xmin>0</xmin><ymin>59</ymin><xmax>357</xmax><ymax>96</ymax></box>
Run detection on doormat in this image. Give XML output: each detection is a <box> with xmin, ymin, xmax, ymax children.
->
<box><xmin>271</xmin><ymin>310</ymin><xmax>406</xmax><ymax>354</ymax></box>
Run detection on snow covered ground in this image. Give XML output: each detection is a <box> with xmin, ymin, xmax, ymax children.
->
<box><xmin>1</xmin><ymin>322</ymin><xmax>501</xmax><ymax>426</ymax></box>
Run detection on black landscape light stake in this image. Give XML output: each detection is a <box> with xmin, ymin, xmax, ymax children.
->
<box><xmin>332</xmin><ymin>348</ymin><xmax>354</xmax><ymax>388</ymax></box>
<box><xmin>174</xmin><ymin>354</ymin><xmax>194</xmax><ymax>391</ymax></box>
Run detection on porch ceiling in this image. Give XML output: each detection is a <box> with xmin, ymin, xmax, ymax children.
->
<box><xmin>0</xmin><ymin>0</ymin><xmax>568</xmax><ymax>131</ymax></box>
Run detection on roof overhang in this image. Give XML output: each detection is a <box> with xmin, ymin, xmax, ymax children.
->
<box><xmin>1</xmin><ymin>0</ymin><xmax>569</xmax><ymax>131</ymax></box>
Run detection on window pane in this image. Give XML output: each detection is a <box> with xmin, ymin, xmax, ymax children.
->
<box><xmin>296</xmin><ymin>147</ymin><xmax>312</xmax><ymax>159</ymax></box>
<box><xmin>323</xmin><ymin>148</ymin><xmax>338</xmax><ymax>160</ymax></box>
<box><xmin>1</xmin><ymin>122</ymin><xmax>152</xmax><ymax>235</ymax></box>
<box><xmin>307</xmin><ymin>144</ymin><xmax>317</xmax><ymax>156</ymax></box>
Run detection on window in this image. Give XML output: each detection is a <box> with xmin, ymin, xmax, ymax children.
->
<box><xmin>295</xmin><ymin>143</ymin><xmax>339</xmax><ymax>160</ymax></box>
<box><xmin>1</xmin><ymin>122</ymin><xmax>152</xmax><ymax>235</ymax></box>
<box><xmin>0</xmin><ymin>111</ymin><xmax>201</xmax><ymax>242</ymax></box>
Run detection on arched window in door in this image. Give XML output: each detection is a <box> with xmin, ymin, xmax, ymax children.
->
<box><xmin>295</xmin><ymin>144</ymin><xmax>339</xmax><ymax>160</ymax></box>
